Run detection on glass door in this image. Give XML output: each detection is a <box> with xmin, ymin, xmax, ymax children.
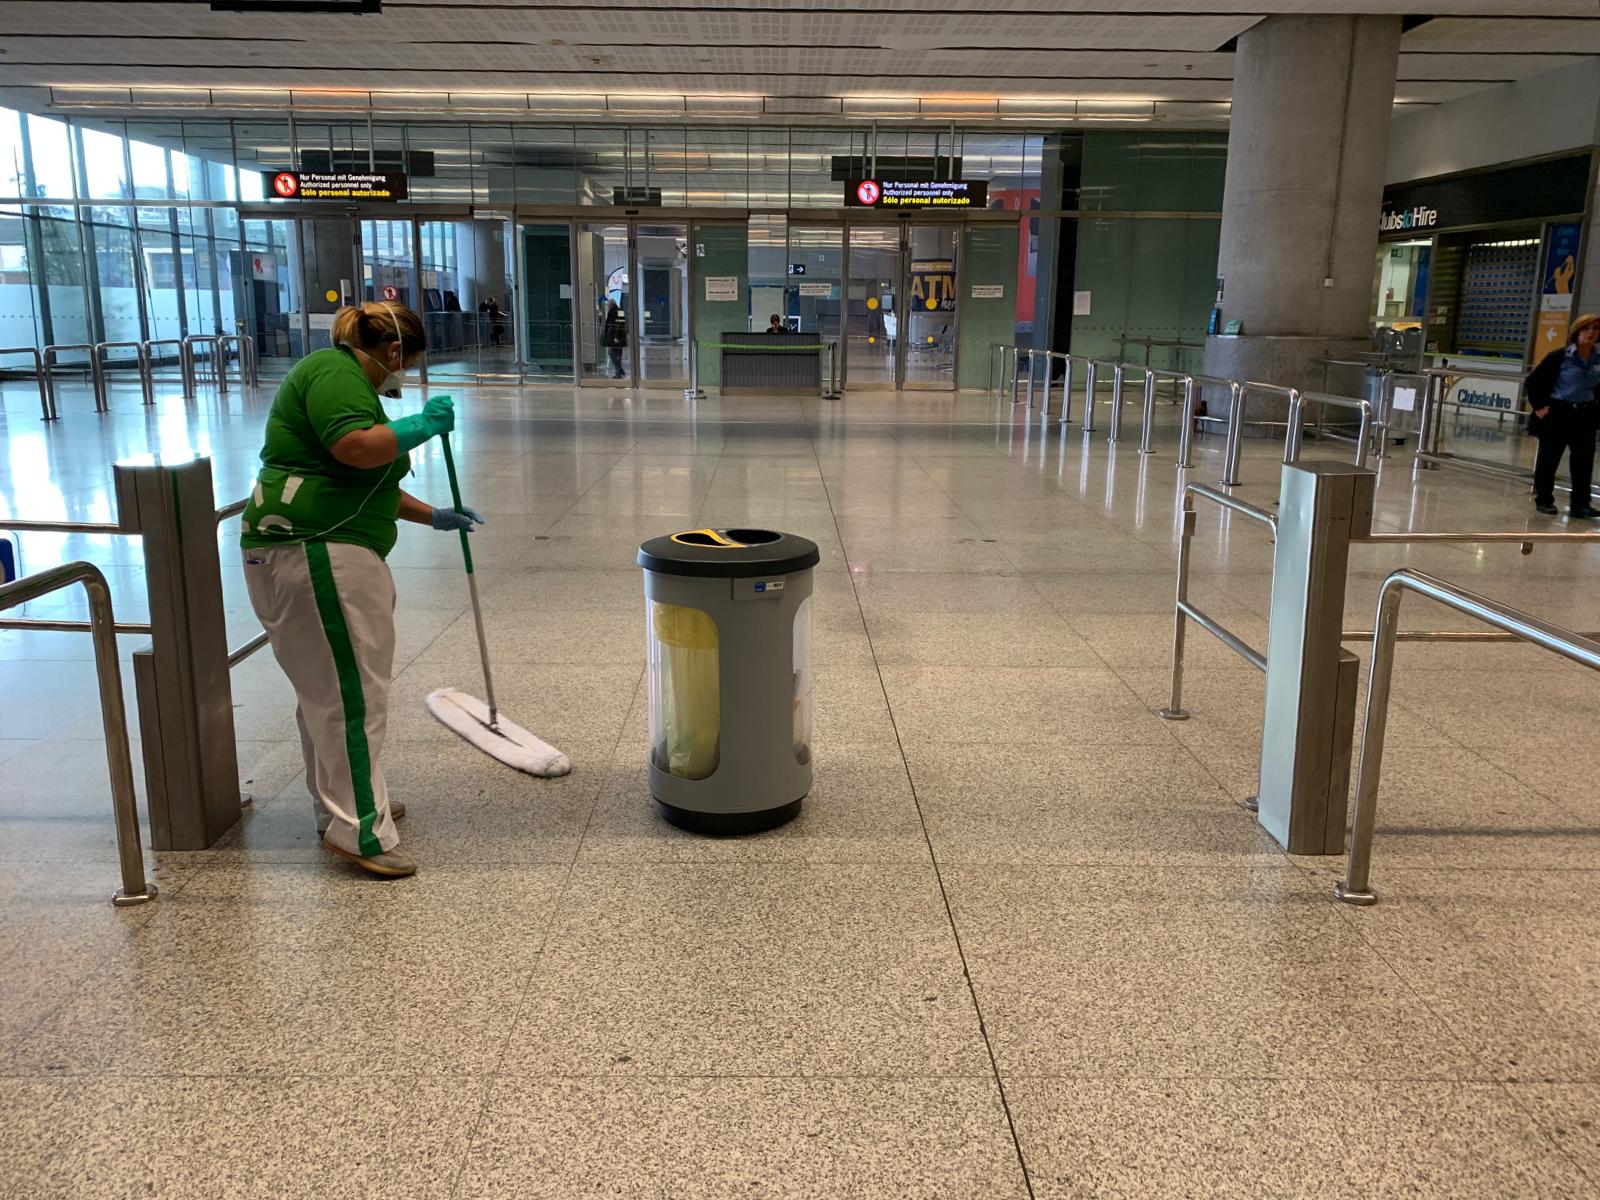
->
<box><xmin>905</xmin><ymin>224</ymin><xmax>959</xmax><ymax>389</ymax></box>
<box><xmin>634</xmin><ymin>222</ymin><xmax>689</xmax><ymax>387</ymax></box>
<box><xmin>846</xmin><ymin>224</ymin><xmax>900</xmax><ymax>388</ymax></box>
<box><xmin>519</xmin><ymin>222</ymin><xmax>574</xmax><ymax>382</ymax></box>
<box><xmin>788</xmin><ymin>224</ymin><xmax>843</xmax><ymax>345</ymax></box>
<box><xmin>577</xmin><ymin>220</ymin><xmax>632</xmax><ymax>385</ymax></box>
<box><xmin>415</xmin><ymin>216</ymin><xmax>518</xmax><ymax>384</ymax></box>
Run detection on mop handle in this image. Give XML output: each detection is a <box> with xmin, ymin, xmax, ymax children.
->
<box><xmin>439</xmin><ymin>432</ymin><xmax>474</xmax><ymax>576</ymax></box>
<box><xmin>439</xmin><ymin>432</ymin><xmax>500</xmax><ymax>726</ymax></box>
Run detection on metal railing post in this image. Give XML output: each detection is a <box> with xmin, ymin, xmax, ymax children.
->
<box><xmin>1058</xmin><ymin>355</ymin><xmax>1075</xmax><ymax>426</ymax></box>
<box><xmin>0</xmin><ymin>346</ymin><xmax>53</xmax><ymax>420</ymax></box>
<box><xmin>1283</xmin><ymin>389</ymin><xmax>1305</xmax><ymax>463</ymax></box>
<box><xmin>1257</xmin><ymin>460</ymin><xmax>1373</xmax><ymax>856</ymax></box>
<box><xmin>1108</xmin><ymin>363</ymin><xmax>1126</xmax><ymax>443</ymax></box>
<box><xmin>1221</xmin><ymin>382</ymin><xmax>1247</xmax><ymax>486</ymax></box>
<box><xmin>1177</xmin><ymin>375</ymin><xmax>1196</xmax><ymax>467</ymax></box>
<box><xmin>115</xmin><ymin>454</ymin><xmax>243</xmax><ymax>850</ymax></box>
<box><xmin>1039</xmin><ymin>352</ymin><xmax>1053</xmax><ymax>418</ymax></box>
<box><xmin>1139</xmin><ymin>367</ymin><xmax>1158</xmax><ymax>455</ymax></box>
<box><xmin>1024</xmin><ymin>350</ymin><xmax>1036</xmax><ymax>410</ymax></box>
<box><xmin>1009</xmin><ymin>348</ymin><xmax>1023</xmax><ymax>406</ymax></box>
<box><xmin>1335</xmin><ymin>569</ymin><xmax>1600</xmax><ymax>906</ymax></box>
<box><xmin>43</xmin><ymin>343</ymin><xmax>106</xmax><ymax>415</ymax></box>
<box><xmin>1158</xmin><ymin>503</ymin><xmax>1196</xmax><ymax>720</ymax></box>
<box><xmin>0</xmin><ymin>562</ymin><xmax>157</xmax><ymax>907</ymax></box>
<box><xmin>684</xmin><ymin>339</ymin><xmax>705</xmax><ymax>401</ymax></box>
<box><xmin>180</xmin><ymin>338</ymin><xmax>197</xmax><ymax>399</ymax></box>
<box><xmin>1083</xmin><ymin>360</ymin><xmax>1098</xmax><ymax>432</ymax></box>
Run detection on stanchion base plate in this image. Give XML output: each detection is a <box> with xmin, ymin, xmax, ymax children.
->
<box><xmin>1333</xmin><ymin>881</ymin><xmax>1378</xmax><ymax>907</ymax></box>
<box><xmin>1155</xmin><ymin>707</ymin><xmax>1191</xmax><ymax>722</ymax></box>
<box><xmin>1238</xmin><ymin>794</ymin><xmax>1259</xmax><ymax>813</ymax></box>
<box><xmin>112</xmin><ymin>884</ymin><xmax>158</xmax><ymax>908</ymax></box>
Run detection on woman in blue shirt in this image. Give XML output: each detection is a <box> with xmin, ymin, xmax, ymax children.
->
<box><xmin>1525</xmin><ymin>313</ymin><xmax>1600</xmax><ymax>517</ymax></box>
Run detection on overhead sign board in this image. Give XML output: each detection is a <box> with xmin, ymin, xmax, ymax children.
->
<box><xmin>846</xmin><ymin>179</ymin><xmax>988</xmax><ymax>209</ymax></box>
<box><xmin>266</xmin><ymin>170</ymin><xmax>408</xmax><ymax>201</ymax></box>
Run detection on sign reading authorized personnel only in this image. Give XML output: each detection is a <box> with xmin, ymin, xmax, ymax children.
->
<box><xmin>846</xmin><ymin>179</ymin><xmax>988</xmax><ymax>208</ymax></box>
<box><xmin>266</xmin><ymin>171</ymin><xmax>409</xmax><ymax>201</ymax></box>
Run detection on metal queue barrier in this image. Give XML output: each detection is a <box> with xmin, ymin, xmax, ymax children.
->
<box><xmin>0</xmin><ymin>345</ymin><xmax>53</xmax><ymax>420</ymax></box>
<box><xmin>43</xmin><ymin>343</ymin><xmax>107</xmax><ymax>415</ymax></box>
<box><xmin>1413</xmin><ymin>365</ymin><xmax>1539</xmax><ymax>483</ymax></box>
<box><xmin>0</xmin><ymin>455</ymin><xmax>258</xmax><ymax>852</ymax></box>
<box><xmin>1334</xmin><ymin>569</ymin><xmax>1600</xmax><ymax>906</ymax></box>
<box><xmin>0</xmin><ymin>561</ymin><xmax>159</xmax><ymax>907</ymax></box>
<box><xmin>1161</xmin><ymin>459</ymin><xmax>1600</xmax><ymax>856</ymax></box>
<box><xmin>95</xmin><ymin>341</ymin><xmax>155</xmax><ymax>408</ymax></box>
<box><xmin>0</xmin><ymin>333</ymin><xmax>255</xmax><ymax>421</ymax></box>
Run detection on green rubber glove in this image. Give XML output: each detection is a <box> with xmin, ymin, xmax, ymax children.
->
<box><xmin>389</xmin><ymin>395</ymin><xmax>455</xmax><ymax>453</ymax></box>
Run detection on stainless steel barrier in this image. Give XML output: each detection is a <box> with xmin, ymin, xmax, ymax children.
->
<box><xmin>143</xmin><ymin>337</ymin><xmax>185</xmax><ymax>388</ymax></box>
<box><xmin>217</xmin><ymin>333</ymin><xmax>257</xmax><ymax>392</ymax></box>
<box><xmin>1286</xmin><ymin>390</ymin><xmax>1374</xmax><ymax>469</ymax></box>
<box><xmin>43</xmin><ymin>343</ymin><xmax>107</xmax><ymax>414</ymax></box>
<box><xmin>2</xmin><ymin>456</ymin><xmax>245</xmax><ymax>851</ymax></box>
<box><xmin>684</xmin><ymin>340</ymin><xmax>707</xmax><ymax>402</ymax></box>
<box><xmin>823</xmin><ymin>342</ymin><xmax>841</xmax><ymax>400</ymax></box>
<box><xmin>1226</xmin><ymin>382</ymin><xmax>1295</xmax><ymax>486</ymax></box>
<box><xmin>94</xmin><ymin>340</ymin><xmax>155</xmax><ymax>408</ymax></box>
<box><xmin>1413</xmin><ymin>365</ymin><xmax>1534</xmax><ymax>480</ymax></box>
<box><xmin>0</xmin><ymin>561</ymin><xmax>158</xmax><ymax>907</ymax></box>
<box><xmin>0</xmin><ymin>345</ymin><xmax>53</xmax><ymax>421</ymax></box>
<box><xmin>1334</xmin><ymin>568</ymin><xmax>1600</xmax><ymax>906</ymax></box>
<box><xmin>1158</xmin><ymin>483</ymin><xmax>1277</xmax><ymax>722</ymax></box>
<box><xmin>181</xmin><ymin>334</ymin><xmax>221</xmax><ymax>399</ymax></box>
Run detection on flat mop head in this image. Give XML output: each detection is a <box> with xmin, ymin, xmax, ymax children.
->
<box><xmin>426</xmin><ymin>687</ymin><xmax>572</xmax><ymax>778</ymax></box>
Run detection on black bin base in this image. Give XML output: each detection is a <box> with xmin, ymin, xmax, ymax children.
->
<box><xmin>656</xmin><ymin>798</ymin><xmax>802</xmax><ymax>836</ymax></box>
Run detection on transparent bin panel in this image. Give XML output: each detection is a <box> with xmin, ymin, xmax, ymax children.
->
<box><xmin>647</xmin><ymin>600</ymin><xmax>720</xmax><ymax>780</ymax></box>
<box><xmin>793</xmin><ymin>595</ymin><xmax>813</xmax><ymax>765</ymax></box>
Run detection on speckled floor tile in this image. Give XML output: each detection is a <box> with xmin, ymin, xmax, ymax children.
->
<box><xmin>214</xmin><ymin>735</ymin><xmax>613</xmax><ymax>864</ymax></box>
<box><xmin>1009</xmin><ymin>1078</ymin><xmax>1590</xmax><ymax>1199</ymax></box>
<box><xmin>943</xmin><ymin>863</ymin><xmax>1482</xmax><ymax>1080</ymax></box>
<box><xmin>863</xmin><ymin>609</ymin><xmax>1103</xmax><ymax>668</ymax></box>
<box><xmin>880</xmin><ymin>665</ymin><xmax>1173</xmax><ymax>746</ymax></box>
<box><xmin>1510</xmin><ymin>1083</ymin><xmax>1600</xmax><ymax>1182</ymax></box>
<box><xmin>455</xmin><ymin>1076</ymin><xmax>1028</xmax><ymax>1199</ymax></box>
<box><xmin>0</xmin><ymin>1075</ymin><xmax>485</xmax><ymax>1199</ymax></box>
<box><xmin>578</xmin><ymin>740</ymin><xmax>928</xmax><ymax>865</ymax></box>
<box><xmin>13</xmin><ymin>861</ymin><xmax>566</xmax><ymax>1077</ymax></box>
<box><xmin>501</xmin><ymin>862</ymin><xmax>989</xmax><ymax>1077</ymax></box>
<box><xmin>1324</xmin><ymin>867</ymin><xmax>1600</xmax><ymax>1082</ymax></box>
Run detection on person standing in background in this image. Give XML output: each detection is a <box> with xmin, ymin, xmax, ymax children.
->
<box><xmin>1525</xmin><ymin>312</ymin><xmax>1600</xmax><ymax>518</ymax></box>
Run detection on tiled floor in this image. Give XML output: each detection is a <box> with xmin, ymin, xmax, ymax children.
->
<box><xmin>2</xmin><ymin>373</ymin><xmax>1599</xmax><ymax>1197</ymax></box>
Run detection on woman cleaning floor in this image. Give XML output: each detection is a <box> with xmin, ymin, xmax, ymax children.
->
<box><xmin>239</xmin><ymin>301</ymin><xmax>483</xmax><ymax>878</ymax></box>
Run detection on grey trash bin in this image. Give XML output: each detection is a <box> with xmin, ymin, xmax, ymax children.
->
<box><xmin>637</xmin><ymin>528</ymin><xmax>820</xmax><ymax>834</ymax></box>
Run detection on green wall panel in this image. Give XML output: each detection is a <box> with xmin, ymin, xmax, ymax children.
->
<box><xmin>689</xmin><ymin>224</ymin><xmax>748</xmax><ymax>387</ymax></box>
<box><xmin>958</xmin><ymin>223</ymin><xmax>1020</xmax><ymax>389</ymax></box>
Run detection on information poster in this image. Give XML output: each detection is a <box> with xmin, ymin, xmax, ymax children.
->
<box><xmin>704</xmin><ymin>276</ymin><xmax>739</xmax><ymax>302</ymax></box>
<box><xmin>1534</xmin><ymin>222</ymin><xmax>1582</xmax><ymax>356</ymax></box>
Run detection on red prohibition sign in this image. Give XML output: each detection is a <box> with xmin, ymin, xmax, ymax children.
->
<box><xmin>856</xmin><ymin>180</ymin><xmax>881</xmax><ymax>205</ymax></box>
<box><xmin>383</xmin><ymin>284</ymin><xmax>398</xmax><ymax>301</ymax></box>
<box><xmin>272</xmin><ymin>172</ymin><xmax>299</xmax><ymax>198</ymax></box>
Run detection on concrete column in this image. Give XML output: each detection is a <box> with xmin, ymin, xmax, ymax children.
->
<box><xmin>1205</xmin><ymin>14</ymin><xmax>1402</xmax><ymax>405</ymax></box>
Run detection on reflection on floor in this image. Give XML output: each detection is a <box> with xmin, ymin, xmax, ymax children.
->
<box><xmin>2</xmin><ymin>376</ymin><xmax>1599</xmax><ymax>1197</ymax></box>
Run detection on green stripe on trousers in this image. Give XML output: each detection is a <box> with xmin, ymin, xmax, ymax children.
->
<box><xmin>305</xmin><ymin>540</ymin><xmax>383</xmax><ymax>857</ymax></box>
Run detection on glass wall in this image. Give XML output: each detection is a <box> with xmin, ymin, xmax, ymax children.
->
<box><xmin>1067</xmin><ymin>132</ymin><xmax>1227</xmax><ymax>372</ymax></box>
<box><xmin>4</xmin><ymin>106</ymin><xmax>1231</xmax><ymax>391</ymax></box>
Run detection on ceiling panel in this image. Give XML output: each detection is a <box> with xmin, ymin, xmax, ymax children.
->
<box><xmin>0</xmin><ymin>1</ymin><xmax>1593</xmax><ymax>124</ymax></box>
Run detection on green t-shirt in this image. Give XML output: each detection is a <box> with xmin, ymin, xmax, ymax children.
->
<box><xmin>240</xmin><ymin>347</ymin><xmax>411</xmax><ymax>559</ymax></box>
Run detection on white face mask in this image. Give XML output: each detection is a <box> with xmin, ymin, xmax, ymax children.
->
<box><xmin>359</xmin><ymin>305</ymin><xmax>408</xmax><ymax>397</ymax></box>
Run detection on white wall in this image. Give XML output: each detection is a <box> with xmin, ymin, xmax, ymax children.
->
<box><xmin>1386</xmin><ymin>59</ymin><xmax>1600</xmax><ymax>184</ymax></box>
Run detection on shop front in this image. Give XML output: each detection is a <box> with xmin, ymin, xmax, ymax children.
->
<box><xmin>1374</xmin><ymin>152</ymin><xmax>1593</xmax><ymax>411</ymax></box>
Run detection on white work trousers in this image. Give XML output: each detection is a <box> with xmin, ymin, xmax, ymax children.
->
<box><xmin>243</xmin><ymin>541</ymin><xmax>399</xmax><ymax>857</ymax></box>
